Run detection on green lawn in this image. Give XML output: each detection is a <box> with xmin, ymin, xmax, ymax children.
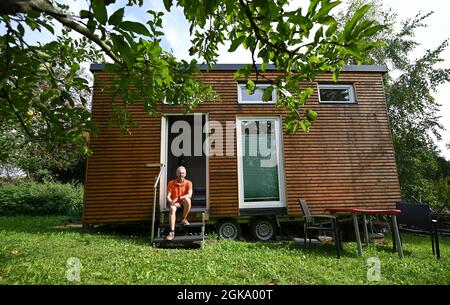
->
<box><xmin>0</xmin><ymin>216</ymin><xmax>448</xmax><ymax>284</ymax></box>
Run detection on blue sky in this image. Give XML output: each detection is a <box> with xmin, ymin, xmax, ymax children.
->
<box><xmin>2</xmin><ymin>0</ymin><xmax>449</xmax><ymax>159</ymax></box>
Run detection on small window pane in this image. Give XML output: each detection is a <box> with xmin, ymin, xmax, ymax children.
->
<box><xmin>240</xmin><ymin>86</ymin><xmax>271</xmax><ymax>102</ymax></box>
<box><xmin>238</xmin><ymin>84</ymin><xmax>276</xmax><ymax>103</ymax></box>
<box><xmin>319</xmin><ymin>85</ymin><xmax>354</xmax><ymax>103</ymax></box>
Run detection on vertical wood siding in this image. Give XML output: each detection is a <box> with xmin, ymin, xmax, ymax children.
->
<box><xmin>83</xmin><ymin>70</ymin><xmax>401</xmax><ymax>224</ymax></box>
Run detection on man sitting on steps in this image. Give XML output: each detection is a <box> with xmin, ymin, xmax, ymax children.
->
<box><xmin>165</xmin><ymin>166</ymin><xmax>192</xmax><ymax>241</ymax></box>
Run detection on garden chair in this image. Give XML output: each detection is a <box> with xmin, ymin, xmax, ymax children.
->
<box><xmin>396</xmin><ymin>202</ymin><xmax>440</xmax><ymax>259</ymax></box>
<box><xmin>298</xmin><ymin>199</ymin><xmax>341</xmax><ymax>258</ymax></box>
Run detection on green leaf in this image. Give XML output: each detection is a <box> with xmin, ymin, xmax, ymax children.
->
<box><xmin>307</xmin><ymin>0</ymin><xmax>321</xmax><ymax>16</ymax></box>
<box><xmin>261</xmin><ymin>61</ymin><xmax>268</xmax><ymax>72</ymax></box>
<box><xmin>262</xmin><ymin>86</ymin><xmax>274</xmax><ymax>102</ymax></box>
<box><xmin>305</xmin><ymin>109</ymin><xmax>318</xmax><ymax>121</ymax></box>
<box><xmin>243</xmin><ymin>36</ymin><xmax>256</xmax><ymax>49</ymax></box>
<box><xmin>359</xmin><ymin>24</ymin><xmax>385</xmax><ymax>39</ymax></box>
<box><xmin>87</xmin><ymin>18</ymin><xmax>97</xmax><ymax>32</ymax></box>
<box><xmin>36</xmin><ymin>20</ymin><xmax>55</xmax><ymax>34</ymax></box>
<box><xmin>315</xmin><ymin>1</ymin><xmax>341</xmax><ymax>21</ymax></box>
<box><xmin>276</xmin><ymin>21</ymin><xmax>289</xmax><ymax>35</ymax></box>
<box><xmin>326</xmin><ymin>21</ymin><xmax>337</xmax><ymax>36</ymax></box>
<box><xmin>345</xmin><ymin>42</ymin><xmax>362</xmax><ymax>59</ymax></box>
<box><xmin>228</xmin><ymin>36</ymin><xmax>245</xmax><ymax>52</ymax></box>
<box><xmin>300</xmin><ymin>120</ymin><xmax>311</xmax><ymax>132</ymax></box>
<box><xmin>109</xmin><ymin>8</ymin><xmax>124</xmax><ymax>26</ymax></box>
<box><xmin>17</xmin><ymin>24</ymin><xmax>25</xmax><ymax>37</ymax></box>
<box><xmin>233</xmin><ymin>65</ymin><xmax>252</xmax><ymax>79</ymax></box>
<box><xmin>163</xmin><ymin>0</ymin><xmax>173</xmax><ymax>12</ymax></box>
<box><xmin>289</xmin><ymin>14</ymin><xmax>313</xmax><ymax>30</ymax></box>
<box><xmin>150</xmin><ymin>44</ymin><xmax>162</xmax><ymax>58</ymax></box>
<box><xmin>80</xmin><ymin>10</ymin><xmax>91</xmax><ymax>19</ymax></box>
<box><xmin>40</xmin><ymin>90</ymin><xmax>55</xmax><ymax>102</ymax></box>
<box><xmin>343</xmin><ymin>4</ymin><xmax>371</xmax><ymax>40</ymax></box>
<box><xmin>246</xmin><ymin>79</ymin><xmax>255</xmax><ymax>94</ymax></box>
<box><xmin>317</xmin><ymin>15</ymin><xmax>336</xmax><ymax>25</ymax></box>
<box><xmin>120</xmin><ymin>21</ymin><xmax>151</xmax><ymax>37</ymax></box>
<box><xmin>308</xmin><ymin>55</ymin><xmax>320</xmax><ymax>64</ymax></box>
<box><xmin>70</xmin><ymin>63</ymin><xmax>80</xmax><ymax>75</ymax></box>
<box><xmin>111</xmin><ymin>34</ymin><xmax>133</xmax><ymax>67</ymax></box>
<box><xmin>92</xmin><ymin>0</ymin><xmax>108</xmax><ymax>25</ymax></box>
<box><xmin>314</xmin><ymin>27</ymin><xmax>323</xmax><ymax>43</ymax></box>
<box><xmin>27</xmin><ymin>10</ymin><xmax>41</xmax><ymax>18</ymax></box>
<box><xmin>332</xmin><ymin>69</ymin><xmax>341</xmax><ymax>82</ymax></box>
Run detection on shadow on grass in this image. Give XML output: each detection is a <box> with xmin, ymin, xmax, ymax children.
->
<box><xmin>1</xmin><ymin>217</ymin><xmax>447</xmax><ymax>256</ymax></box>
<box><xmin>0</xmin><ymin>216</ymin><xmax>154</xmax><ymax>246</ymax></box>
<box><xmin>0</xmin><ymin>216</ymin><xmax>209</xmax><ymax>249</ymax></box>
<box><xmin>211</xmin><ymin>237</ymin><xmax>356</xmax><ymax>258</ymax></box>
<box><xmin>0</xmin><ymin>220</ymin><xmax>404</xmax><ymax>256</ymax></box>
<box><xmin>236</xmin><ymin>236</ymin><xmax>422</xmax><ymax>259</ymax></box>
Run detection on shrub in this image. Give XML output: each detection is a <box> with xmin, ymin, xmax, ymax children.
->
<box><xmin>0</xmin><ymin>181</ymin><xmax>83</xmax><ymax>217</ymax></box>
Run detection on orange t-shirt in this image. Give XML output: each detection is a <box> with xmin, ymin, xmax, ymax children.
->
<box><xmin>167</xmin><ymin>179</ymin><xmax>192</xmax><ymax>203</ymax></box>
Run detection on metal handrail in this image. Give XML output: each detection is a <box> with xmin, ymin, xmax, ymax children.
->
<box><xmin>147</xmin><ymin>163</ymin><xmax>165</xmax><ymax>245</ymax></box>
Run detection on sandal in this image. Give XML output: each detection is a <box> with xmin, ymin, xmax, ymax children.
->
<box><xmin>165</xmin><ymin>231</ymin><xmax>175</xmax><ymax>241</ymax></box>
<box><xmin>182</xmin><ymin>219</ymin><xmax>190</xmax><ymax>226</ymax></box>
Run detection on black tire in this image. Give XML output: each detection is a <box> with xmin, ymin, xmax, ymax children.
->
<box><xmin>217</xmin><ymin>220</ymin><xmax>241</xmax><ymax>240</ymax></box>
<box><xmin>251</xmin><ymin>218</ymin><xmax>277</xmax><ymax>241</ymax></box>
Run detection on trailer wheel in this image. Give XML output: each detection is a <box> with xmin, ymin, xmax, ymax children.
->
<box><xmin>217</xmin><ymin>220</ymin><xmax>241</xmax><ymax>240</ymax></box>
<box><xmin>251</xmin><ymin>218</ymin><xmax>276</xmax><ymax>241</ymax></box>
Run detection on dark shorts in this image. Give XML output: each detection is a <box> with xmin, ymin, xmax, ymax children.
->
<box><xmin>171</xmin><ymin>202</ymin><xmax>182</xmax><ymax>209</ymax></box>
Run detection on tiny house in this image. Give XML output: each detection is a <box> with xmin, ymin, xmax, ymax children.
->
<box><xmin>83</xmin><ymin>64</ymin><xmax>401</xmax><ymax>240</ymax></box>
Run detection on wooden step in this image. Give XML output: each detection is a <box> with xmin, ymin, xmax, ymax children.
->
<box><xmin>160</xmin><ymin>207</ymin><xmax>207</xmax><ymax>214</ymax></box>
<box><xmin>159</xmin><ymin>222</ymin><xmax>204</xmax><ymax>230</ymax></box>
<box><xmin>153</xmin><ymin>235</ymin><xmax>204</xmax><ymax>246</ymax></box>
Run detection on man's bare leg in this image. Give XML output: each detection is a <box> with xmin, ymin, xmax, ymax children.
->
<box><xmin>181</xmin><ymin>198</ymin><xmax>191</xmax><ymax>224</ymax></box>
<box><xmin>166</xmin><ymin>204</ymin><xmax>177</xmax><ymax>240</ymax></box>
<box><xmin>169</xmin><ymin>205</ymin><xmax>178</xmax><ymax>231</ymax></box>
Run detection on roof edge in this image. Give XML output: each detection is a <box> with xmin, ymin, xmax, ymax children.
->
<box><xmin>90</xmin><ymin>63</ymin><xmax>388</xmax><ymax>73</ymax></box>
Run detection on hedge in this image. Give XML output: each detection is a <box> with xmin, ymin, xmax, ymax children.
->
<box><xmin>0</xmin><ymin>182</ymin><xmax>83</xmax><ymax>217</ymax></box>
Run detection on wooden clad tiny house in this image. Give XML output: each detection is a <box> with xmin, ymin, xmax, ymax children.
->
<box><xmin>83</xmin><ymin>64</ymin><xmax>401</xmax><ymax>239</ymax></box>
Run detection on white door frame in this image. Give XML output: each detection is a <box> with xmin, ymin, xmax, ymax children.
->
<box><xmin>159</xmin><ymin>113</ymin><xmax>209</xmax><ymax>211</ymax></box>
<box><xmin>236</xmin><ymin>116</ymin><xmax>286</xmax><ymax>209</ymax></box>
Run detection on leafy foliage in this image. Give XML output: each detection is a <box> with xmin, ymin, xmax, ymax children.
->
<box><xmin>0</xmin><ymin>0</ymin><xmax>383</xmax><ymax>145</ymax></box>
<box><xmin>179</xmin><ymin>0</ymin><xmax>384</xmax><ymax>132</ymax></box>
<box><xmin>0</xmin><ymin>21</ymin><xmax>100</xmax><ymax>144</ymax></box>
<box><xmin>0</xmin><ymin>0</ymin><xmax>384</xmax><ymax>183</ymax></box>
<box><xmin>338</xmin><ymin>0</ymin><xmax>450</xmax><ymax>212</ymax></box>
<box><xmin>0</xmin><ymin>181</ymin><xmax>83</xmax><ymax>216</ymax></box>
<box><xmin>0</xmin><ymin>0</ymin><xmax>217</xmax><ymax>160</ymax></box>
<box><xmin>0</xmin><ymin>12</ymin><xmax>101</xmax><ymax>179</ymax></box>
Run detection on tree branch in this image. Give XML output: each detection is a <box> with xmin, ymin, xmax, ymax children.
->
<box><xmin>2</xmin><ymin>0</ymin><xmax>123</xmax><ymax>65</ymax></box>
<box><xmin>2</xmin><ymin>89</ymin><xmax>35</xmax><ymax>140</ymax></box>
<box><xmin>238</xmin><ymin>0</ymin><xmax>294</xmax><ymax>58</ymax></box>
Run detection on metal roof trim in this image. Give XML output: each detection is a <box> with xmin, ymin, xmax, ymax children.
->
<box><xmin>90</xmin><ymin>63</ymin><xmax>388</xmax><ymax>73</ymax></box>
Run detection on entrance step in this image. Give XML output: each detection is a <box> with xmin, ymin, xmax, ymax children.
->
<box><xmin>154</xmin><ymin>208</ymin><xmax>206</xmax><ymax>248</ymax></box>
<box><xmin>153</xmin><ymin>235</ymin><xmax>204</xmax><ymax>247</ymax></box>
<box><xmin>158</xmin><ymin>222</ymin><xmax>204</xmax><ymax>230</ymax></box>
<box><xmin>160</xmin><ymin>207</ymin><xmax>207</xmax><ymax>214</ymax></box>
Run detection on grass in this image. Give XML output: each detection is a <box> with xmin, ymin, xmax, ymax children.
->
<box><xmin>0</xmin><ymin>216</ymin><xmax>448</xmax><ymax>285</ymax></box>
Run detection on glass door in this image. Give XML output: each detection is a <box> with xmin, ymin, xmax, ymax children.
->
<box><xmin>236</xmin><ymin>117</ymin><xmax>285</xmax><ymax>208</ymax></box>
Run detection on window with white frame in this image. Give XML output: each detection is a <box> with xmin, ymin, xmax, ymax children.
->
<box><xmin>318</xmin><ymin>84</ymin><xmax>355</xmax><ymax>104</ymax></box>
<box><xmin>237</xmin><ymin>83</ymin><xmax>277</xmax><ymax>104</ymax></box>
<box><xmin>236</xmin><ymin>117</ymin><xmax>286</xmax><ymax>209</ymax></box>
